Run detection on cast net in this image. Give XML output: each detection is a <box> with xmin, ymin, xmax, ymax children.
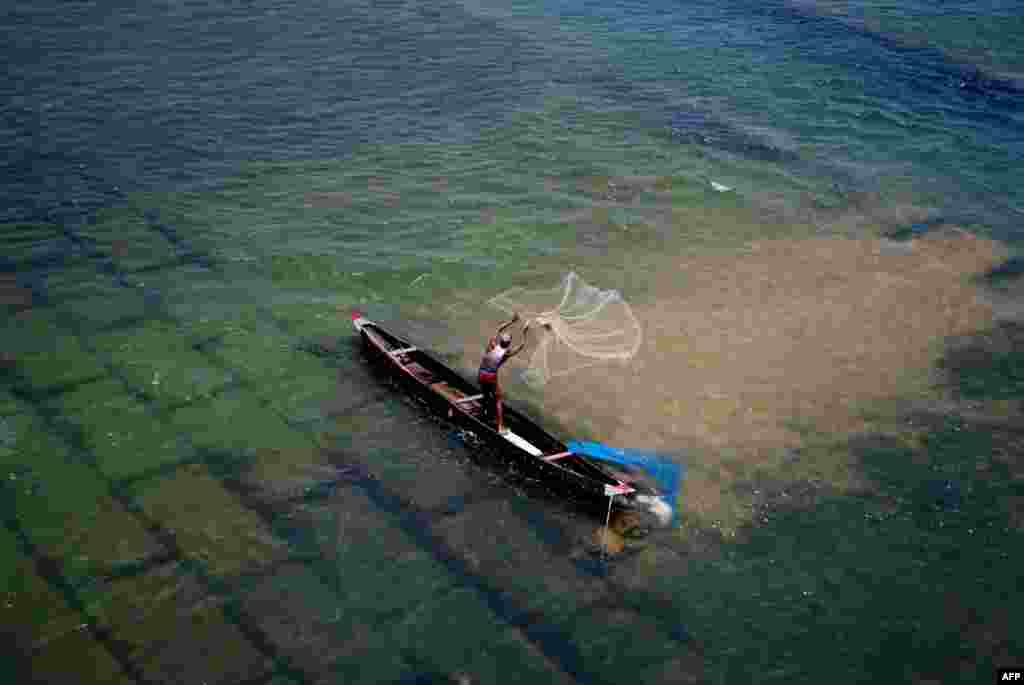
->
<box><xmin>487</xmin><ymin>272</ymin><xmax>643</xmax><ymax>386</ymax></box>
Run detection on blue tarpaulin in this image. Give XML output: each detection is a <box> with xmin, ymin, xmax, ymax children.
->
<box><xmin>568</xmin><ymin>441</ymin><xmax>685</xmax><ymax>526</ymax></box>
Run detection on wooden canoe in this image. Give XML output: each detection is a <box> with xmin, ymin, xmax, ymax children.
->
<box><xmin>351</xmin><ymin>311</ymin><xmax>663</xmax><ymax>514</ymax></box>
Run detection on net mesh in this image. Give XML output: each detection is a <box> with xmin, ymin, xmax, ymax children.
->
<box><xmin>487</xmin><ymin>272</ymin><xmax>643</xmax><ymax>386</ymax></box>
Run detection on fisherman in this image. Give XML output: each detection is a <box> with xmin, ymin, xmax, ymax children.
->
<box><xmin>479</xmin><ymin>312</ymin><xmax>529</xmax><ymax>434</ymax></box>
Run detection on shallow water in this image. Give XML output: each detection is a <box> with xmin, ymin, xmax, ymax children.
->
<box><xmin>3</xmin><ymin>1</ymin><xmax>1023</xmax><ymax>683</ymax></box>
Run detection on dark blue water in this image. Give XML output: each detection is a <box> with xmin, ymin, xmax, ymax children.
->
<box><xmin>4</xmin><ymin>0</ymin><xmax>1023</xmax><ymax>242</ymax></box>
<box><xmin>3</xmin><ymin>0</ymin><xmax>549</xmax><ymax>224</ymax></box>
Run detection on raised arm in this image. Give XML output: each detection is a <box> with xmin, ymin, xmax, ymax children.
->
<box><xmin>496</xmin><ymin>312</ymin><xmax>521</xmax><ymax>334</ymax></box>
<box><xmin>503</xmin><ymin>323</ymin><xmax>530</xmax><ymax>362</ymax></box>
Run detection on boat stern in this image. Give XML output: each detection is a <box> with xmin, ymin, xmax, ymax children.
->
<box><xmin>633</xmin><ymin>494</ymin><xmax>674</xmax><ymax>527</ymax></box>
<box><xmin>606</xmin><ymin>484</ymin><xmax>673</xmax><ymax>527</ymax></box>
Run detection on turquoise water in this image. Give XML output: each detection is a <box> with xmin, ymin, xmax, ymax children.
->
<box><xmin>3</xmin><ymin>1</ymin><xmax>1022</xmax><ymax>683</ymax></box>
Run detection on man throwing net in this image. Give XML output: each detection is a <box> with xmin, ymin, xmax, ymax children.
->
<box><xmin>478</xmin><ymin>312</ymin><xmax>530</xmax><ymax>434</ymax></box>
<box><xmin>487</xmin><ymin>272</ymin><xmax>643</xmax><ymax>387</ymax></box>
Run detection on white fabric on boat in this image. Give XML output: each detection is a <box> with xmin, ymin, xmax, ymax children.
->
<box><xmin>502</xmin><ymin>430</ymin><xmax>543</xmax><ymax>456</ymax></box>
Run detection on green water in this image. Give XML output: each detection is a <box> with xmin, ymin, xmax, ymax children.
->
<box><xmin>4</xmin><ymin>96</ymin><xmax>1022</xmax><ymax>684</ymax></box>
<box><xmin>116</xmin><ymin>102</ymin><xmax>850</xmax><ymax>321</ymax></box>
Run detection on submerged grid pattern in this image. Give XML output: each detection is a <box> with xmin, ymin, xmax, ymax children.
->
<box><xmin>1</xmin><ymin>209</ymin><xmax>696</xmax><ymax>685</ymax></box>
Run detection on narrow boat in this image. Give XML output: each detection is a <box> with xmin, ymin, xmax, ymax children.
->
<box><xmin>352</xmin><ymin>311</ymin><xmax>669</xmax><ymax>522</ymax></box>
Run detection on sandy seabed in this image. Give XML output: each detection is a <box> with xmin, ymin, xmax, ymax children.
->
<box><xmin>457</xmin><ymin>230</ymin><xmax>1008</xmax><ymax>523</ymax></box>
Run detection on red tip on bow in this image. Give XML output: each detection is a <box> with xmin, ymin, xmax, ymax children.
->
<box><xmin>351</xmin><ymin>311</ymin><xmax>363</xmax><ymax>321</ymax></box>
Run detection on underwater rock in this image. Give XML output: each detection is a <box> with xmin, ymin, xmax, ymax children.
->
<box><xmin>591</xmin><ymin>527</ymin><xmax>626</xmax><ymax>555</ymax></box>
<box><xmin>610</xmin><ymin>510</ymin><xmax>647</xmax><ymax>537</ymax></box>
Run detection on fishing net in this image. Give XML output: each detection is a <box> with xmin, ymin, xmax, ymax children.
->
<box><xmin>487</xmin><ymin>272</ymin><xmax>643</xmax><ymax>387</ymax></box>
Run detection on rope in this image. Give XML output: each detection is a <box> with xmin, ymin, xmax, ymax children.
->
<box><xmin>602</xmin><ymin>493</ymin><xmax>614</xmax><ymax>561</ymax></box>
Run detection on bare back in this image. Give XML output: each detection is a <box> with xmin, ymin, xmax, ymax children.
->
<box><xmin>480</xmin><ymin>338</ymin><xmax>508</xmax><ymax>373</ymax></box>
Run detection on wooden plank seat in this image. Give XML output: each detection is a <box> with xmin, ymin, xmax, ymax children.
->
<box><xmin>431</xmin><ymin>382</ymin><xmax>463</xmax><ymax>401</ymax></box>
<box><xmin>389</xmin><ymin>346</ymin><xmax>418</xmax><ymax>356</ymax></box>
<box><xmin>405</xmin><ymin>362</ymin><xmax>437</xmax><ymax>384</ymax></box>
<box><xmin>542</xmin><ymin>451</ymin><xmax>572</xmax><ymax>462</ymax></box>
